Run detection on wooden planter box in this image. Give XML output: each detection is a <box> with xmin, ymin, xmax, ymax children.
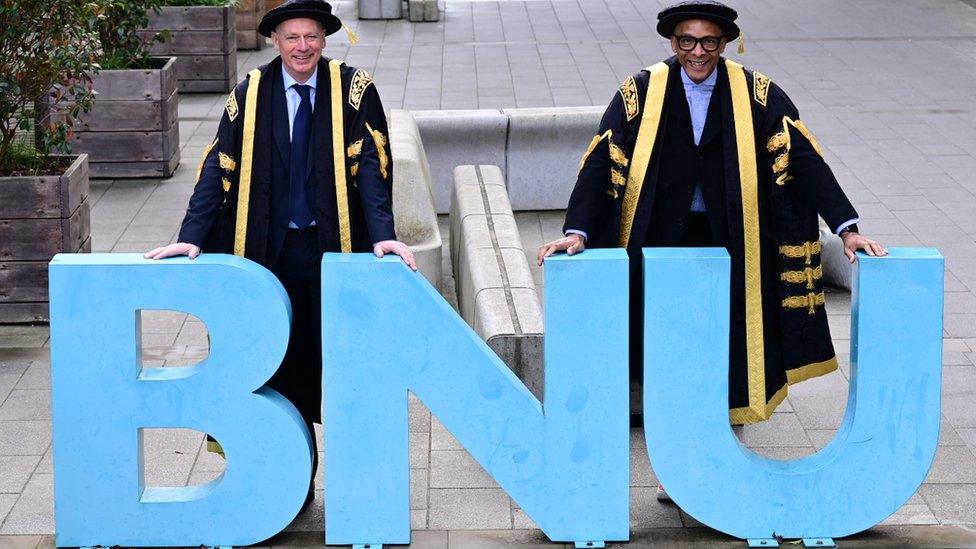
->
<box><xmin>266</xmin><ymin>0</ymin><xmax>284</xmax><ymax>11</ymax></box>
<box><xmin>236</xmin><ymin>0</ymin><xmax>266</xmax><ymax>50</ymax></box>
<box><xmin>145</xmin><ymin>5</ymin><xmax>237</xmax><ymax>93</ymax></box>
<box><xmin>0</xmin><ymin>155</ymin><xmax>90</xmax><ymax>323</ymax></box>
<box><xmin>69</xmin><ymin>57</ymin><xmax>180</xmax><ymax>179</ymax></box>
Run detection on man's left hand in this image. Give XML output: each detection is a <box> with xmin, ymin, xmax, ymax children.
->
<box><xmin>374</xmin><ymin>240</ymin><xmax>418</xmax><ymax>271</ymax></box>
<box><xmin>841</xmin><ymin>231</ymin><xmax>887</xmax><ymax>263</ymax></box>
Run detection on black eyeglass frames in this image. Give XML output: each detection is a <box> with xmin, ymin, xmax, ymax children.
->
<box><xmin>674</xmin><ymin>35</ymin><xmax>724</xmax><ymax>52</ymax></box>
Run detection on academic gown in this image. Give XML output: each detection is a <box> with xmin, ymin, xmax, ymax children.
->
<box><xmin>563</xmin><ymin>56</ymin><xmax>858</xmax><ymax>424</ymax></box>
<box><xmin>178</xmin><ymin>56</ymin><xmax>396</xmax><ymax>422</ymax></box>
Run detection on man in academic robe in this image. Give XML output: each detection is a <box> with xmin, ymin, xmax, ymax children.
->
<box><xmin>538</xmin><ymin>1</ymin><xmax>886</xmax><ymax>441</ymax></box>
<box><xmin>145</xmin><ymin>0</ymin><xmax>415</xmax><ymax>506</ymax></box>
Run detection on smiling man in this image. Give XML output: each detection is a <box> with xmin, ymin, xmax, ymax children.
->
<box><xmin>145</xmin><ymin>0</ymin><xmax>415</xmax><ymax>510</ymax></box>
<box><xmin>538</xmin><ymin>0</ymin><xmax>886</xmax><ymax>488</ymax></box>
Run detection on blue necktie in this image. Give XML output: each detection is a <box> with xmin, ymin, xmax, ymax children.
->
<box><xmin>289</xmin><ymin>84</ymin><xmax>313</xmax><ymax>228</ymax></box>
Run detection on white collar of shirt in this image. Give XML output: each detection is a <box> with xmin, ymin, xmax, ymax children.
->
<box><xmin>680</xmin><ymin>66</ymin><xmax>718</xmax><ymax>91</ymax></box>
<box><xmin>282</xmin><ymin>65</ymin><xmax>318</xmax><ymax>92</ymax></box>
<box><xmin>282</xmin><ymin>65</ymin><xmax>318</xmax><ymax>138</ymax></box>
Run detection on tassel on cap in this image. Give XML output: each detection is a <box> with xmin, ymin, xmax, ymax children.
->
<box><xmin>738</xmin><ymin>32</ymin><xmax>745</xmax><ymax>54</ymax></box>
<box><xmin>344</xmin><ymin>23</ymin><xmax>359</xmax><ymax>45</ymax></box>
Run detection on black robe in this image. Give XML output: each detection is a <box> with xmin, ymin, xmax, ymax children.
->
<box><xmin>564</xmin><ymin>57</ymin><xmax>858</xmax><ymax>424</ymax></box>
<box><xmin>178</xmin><ymin>57</ymin><xmax>395</xmax><ymax>423</ymax></box>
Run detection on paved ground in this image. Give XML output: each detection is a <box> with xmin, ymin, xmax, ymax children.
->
<box><xmin>3</xmin><ymin>0</ymin><xmax>976</xmax><ymax>546</ymax></box>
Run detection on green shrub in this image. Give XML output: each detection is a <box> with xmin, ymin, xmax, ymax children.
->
<box><xmin>0</xmin><ymin>0</ymin><xmax>101</xmax><ymax>175</ymax></box>
<box><xmin>95</xmin><ymin>0</ymin><xmax>170</xmax><ymax>70</ymax></box>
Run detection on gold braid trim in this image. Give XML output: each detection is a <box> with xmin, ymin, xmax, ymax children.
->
<box><xmin>196</xmin><ymin>138</ymin><xmax>218</xmax><ymax>181</ymax></box>
<box><xmin>348</xmin><ymin>68</ymin><xmax>373</xmax><ymax>111</ymax></box>
<box><xmin>766</xmin><ymin>117</ymin><xmax>824</xmax><ymax>185</ymax></box>
<box><xmin>782</xmin><ymin>291</ymin><xmax>826</xmax><ymax>315</ymax></box>
<box><xmin>772</xmin><ymin>152</ymin><xmax>789</xmax><ymax>174</ymax></box>
<box><xmin>610</xmin><ymin>167</ymin><xmax>626</xmax><ymax>187</ymax></box>
<box><xmin>786</xmin><ymin>356</ymin><xmax>838</xmax><ymax>385</ymax></box>
<box><xmin>753</xmin><ymin>70</ymin><xmax>770</xmax><ymax>107</ymax></box>
<box><xmin>787</xmin><ymin>117</ymin><xmax>824</xmax><ymax>157</ymax></box>
<box><xmin>609</xmin><ymin>141</ymin><xmax>629</xmax><ymax>168</ymax></box>
<box><xmin>620</xmin><ymin>62</ymin><xmax>669</xmax><ymax>247</ymax></box>
<box><xmin>780</xmin><ymin>265</ymin><xmax>823</xmax><ymax>289</ymax></box>
<box><xmin>730</xmin><ymin>356</ymin><xmax>838</xmax><ymax>424</ymax></box>
<box><xmin>234</xmin><ymin>69</ymin><xmax>261</xmax><ymax>257</ymax></box>
<box><xmin>766</xmin><ymin>131</ymin><xmax>789</xmax><ymax>152</ymax></box>
<box><xmin>218</xmin><ymin>151</ymin><xmax>237</xmax><ymax>172</ymax></box>
<box><xmin>347</xmin><ymin>139</ymin><xmax>363</xmax><ymax>158</ymax></box>
<box><xmin>729</xmin><ymin>383</ymin><xmax>787</xmax><ymax>425</ymax></box>
<box><xmin>619</xmin><ymin>75</ymin><xmax>639</xmax><ymax>122</ymax></box>
<box><xmin>330</xmin><ymin>59</ymin><xmax>352</xmax><ymax>253</ymax></box>
<box><xmin>366</xmin><ymin>122</ymin><xmax>389</xmax><ymax>179</ymax></box>
<box><xmin>779</xmin><ymin>240</ymin><xmax>822</xmax><ymax>265</ymax></box>
<box><xmin>728</xmin><ymin>59</ymin><xmax>767</xmax><ymax>420</ymax></box>
<box><xmin>225</xmin><ymin>91</ymin><xmax>239</xmax><ymax>122</ymax></box>
<box><xmin>578</xmin><ymin>130</ymin><xmax>611</xmax><ymax>173</ymax></box>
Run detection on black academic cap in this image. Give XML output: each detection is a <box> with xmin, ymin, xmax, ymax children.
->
<box><xmin>656</xmin><ymin>0</ymin><xmax>740</xmax><ymax>41</ymax></box>
<box><xmin>258</xmin><ymin>0</ymin><xmax>343</xmax><ymax>38</ymax></box>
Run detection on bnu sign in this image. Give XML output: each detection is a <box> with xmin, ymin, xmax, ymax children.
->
<box><xmin>49</xmin><ymin>248</ymin><xmax>944</xmax><ymax>548</ymax></box>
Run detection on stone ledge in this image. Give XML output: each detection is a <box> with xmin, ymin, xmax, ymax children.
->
<box><xmin>450</xmin><ymin>165</ymin><xmax>543</xmax><ymax>399</ymax></box>
<box><xmin>390</xmin><ymin>109</ymin><xmax>444</xmax><ymax>291</ymax></box>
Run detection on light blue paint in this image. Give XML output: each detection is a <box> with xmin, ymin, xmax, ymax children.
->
<box><xmin>321</xmin><ymin>250</ymin><xmax>630</xmax><ymax>545</ymax></box>
<box><xmin>642</xmin><ymin>248</ymin><xmax>944</xmax><ymax>540</ymax></box>
<box><xmin>49</xmin><ymin>254</ymin><xmax>314</xmax><ymax>547</ymax></box>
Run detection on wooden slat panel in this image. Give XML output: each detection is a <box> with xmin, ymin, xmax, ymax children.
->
<box><xmin>0</xmin><ymin>219</ymin><xmax>66</xmax><ymax>260</ymax></box>
<box><xmin>0</xmin><ymin>262</ymin><xmax>48</xmax><ymax>302</ymax></box>
<box><xmin>171</xmin><ymin>53</ymin><xmax>236</xmax><ymax>83</ymax></box>
<box><xmin>0</xmin><ymin>302</ymin><xmax>49</xmax><ymax>323</ymax></box>
<box><xmin>63</xmin><ymin>200</ymin><xmax>90</xmax><ymax>254</ymax></box>
<box><xmin>64</xmin><ymin>155</ymin><xmax>89</xmax><ymax>217</ymax></box>
<box><xmin>90</xmin><ymin>57</ymin><xmax>177</xmax><ymax>101</ymax></box>
<box><xmin>146</xmin><ymin>30</ymin><xmax>232</xmax><ymax>55</ymax></box>
<box><xmin>70</xmin><ymin>125</ymin><xmax>179</xmax><ymax>162</ymax></box>
<box><xmin>74</xmin><ymin>89</ymin><xmax>177</xmax><ymax>131</ymax></box>
<box><xmin>0</xmin><ymin>156</ymin><xmax>87</xmax><ymax>219</ymax></box>
<box><xmin>89</xmin><ymin>152</ymin><xmax>180</xmax><ymax>179</ymax></box>
<box><xmin>146</xmin><ymin>6</ymin><xmax>229</xmax><ymax>31</ymax></box>
<box><xmin>236</xmin><ymin>31</ymin><xmax>264</xmax><ymax>50</ymax></box>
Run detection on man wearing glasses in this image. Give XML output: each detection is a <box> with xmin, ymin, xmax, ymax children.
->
<box><xmin>537</xmin><ymin>0</ymin><xmax>886</xmax><ymax>486</ymax></box>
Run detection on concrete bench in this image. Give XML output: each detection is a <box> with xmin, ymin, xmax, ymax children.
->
<box><xmin>450</xmin><ymin>164</ymin><xmax>544</xmax><ymax>399</ymax></box>
<box><xmin>413</xmin><ymin>107</ymin><xmax>604</xmax><ymax>213</ymax></box>
<box><xmin>389</xmin><ymin>109</ymin><xmax>443</xmax><ymax>291</ymax></box>
<box><xmin>408</xmin><ymin>0</ymin><xmax>438</xmax><ymax>21</ymax></box>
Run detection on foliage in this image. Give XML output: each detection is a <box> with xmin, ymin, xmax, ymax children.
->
<box><xmin>0</xmin><ymin>0</ymin><xmax>101</xmax><ymax>175</ymax></box>
<box><xmin>162</xmin><ymin>0</ymin><xmax>237</xmax><ymax>6</ymax></box>
<box><xmin>94</xmin><ymin>0</ymin><xmax>170</xmax><ymax>70</ymax></box>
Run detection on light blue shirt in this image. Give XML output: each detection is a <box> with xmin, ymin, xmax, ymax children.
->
<box><xmin>681</xmin><ymin>67</ymin><xmax>717</xmax><ymax>213</ymax></box>
<box><xmin>281</xmin><ymin>66</ymin><xmax>318</xmax><ymax>227</ymax></box>
<box><xmin>281</xmin><ymin>66</ymin><xmax>318</xmax><ymax>140</ymax></box>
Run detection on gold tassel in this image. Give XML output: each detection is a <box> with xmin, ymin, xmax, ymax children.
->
<box><xmin>738</xmin><ymin>32</ymin><xmax>745</xmax><ymax>55</ymax></box>
<box><xmin>343</xmin><ymin>23</ymin><xmax>359</xmax><ymax>45</ymax></box>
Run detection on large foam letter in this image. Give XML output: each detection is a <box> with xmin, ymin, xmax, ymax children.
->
<box><xmin>642</xmin><ymin>248</ymin><xmax>944</xmax><ymax>541</ymax></box>
<box><xmin>322</xmin><ymin>250</ymin><xmax>629</xmax><ymax>545</ymax></box>
<box><xmin>50</xmin><ymin>254</ymin><xmax>313</xmax><ymax>547</ymax></box>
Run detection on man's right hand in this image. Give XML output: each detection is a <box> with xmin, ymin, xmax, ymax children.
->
<box><xmin>144</xmin><ymin>242</ymin><xmax>202</xmax><ymax>260</ymax></box>
<box><xmin>537</xmin><ymin>234</ymin><xmax>586</xmax><ymax>266</ymax></box>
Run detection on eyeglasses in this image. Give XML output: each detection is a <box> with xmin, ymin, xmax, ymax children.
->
<box><xmin>674</xmin><ymin>35</ymin><xmax>724</xmax><ymax>52</ymax></box>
